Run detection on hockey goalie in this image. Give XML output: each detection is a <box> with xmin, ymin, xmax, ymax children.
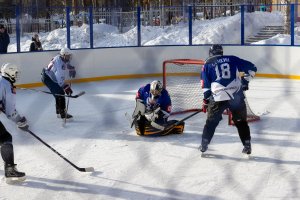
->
<box><xmin>132</xmin><ymin>80</ymin><xmax>184</xmax><ymax>136</ymax></box>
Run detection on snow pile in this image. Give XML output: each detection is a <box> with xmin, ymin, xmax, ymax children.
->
<box><xmin>7</xmin><ymin>11</ymin><xmax>288</xmax><ymax>52</ymax></box>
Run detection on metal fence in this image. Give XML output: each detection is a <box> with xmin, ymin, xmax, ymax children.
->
<box><xmin>0</xmin><ymin>4</ymin><xmax>298</xmax><ymax>53</ymax></box>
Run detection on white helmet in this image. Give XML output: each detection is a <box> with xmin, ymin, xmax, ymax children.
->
<box><xmin>1</xmin><ymin>63</ymin><xmax>19</xmax><ymax>83</ymax></box>
<box><xmin>150</xmin><ymin>80</ymin><xmax>163</xmax><ymax>97</ymax></box>
<box><xmin>60</xmin><ymin>47</ymin><xmax>72</xmax><ymax>56</ymax></box>
<box><xmin>60</xmin><ymin>47</ymin><xmax>72</xmax><ymax>62</ymax></box>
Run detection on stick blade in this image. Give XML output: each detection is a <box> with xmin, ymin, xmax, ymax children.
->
<box><xmin>78</xmin><ymin>167</ymin><xmax>95</xmax><ymax>172</ymax></box>
<box><xmin>75</xmin><ymin>91</ymin><xmax>85</xmax><ymax>97</ymax></box>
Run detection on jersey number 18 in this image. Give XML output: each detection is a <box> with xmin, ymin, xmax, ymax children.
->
<box><xmin>215</xmin><ymin>63</ymin><xmax>231</xmax><ymax>80</ymax></box>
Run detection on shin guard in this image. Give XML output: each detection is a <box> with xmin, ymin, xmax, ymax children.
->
<box><xmin>1</xmin><ymin>142</ymin><xmax>14</xmax><ymax>165</ymax></box>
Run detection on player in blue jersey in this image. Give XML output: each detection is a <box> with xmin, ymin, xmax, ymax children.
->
<box><xmin>199</xmin><ymin>44</ymin><xmax>257</xmax><ymax>155</ymax></box>
<box><xmin>132</xmin><ymin>80</ymin><xmax>184</xmax><ymax>136</ymax></box>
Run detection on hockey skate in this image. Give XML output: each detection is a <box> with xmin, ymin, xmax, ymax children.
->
<box><xmin>199</xmin><ymin>139</ymin><xmax>209</xmax><ymax>157</ymax></box>
<box><xmin>242</xmin><ymin>140</ymin><xmax>252</xmax><ymax>155</ymax></box>
<box><xmin>5</xmin><ymin>164</ymin><xmax>26</xmax><ymax>184</ymax></box>
<box><xmin>58</xmin><ymin>113</ymin><xmax>73</xmax><ymax>120</ymax></box>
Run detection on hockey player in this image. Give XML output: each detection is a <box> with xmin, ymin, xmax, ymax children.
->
<box><xmin>199</xmin><ymin>44</ymin><xmax>257</xmax><ymax>155</ymax></box>
<box><xmin>0</xmin><ymin>63</ymin><xmax>28</xmax><ymax>182</ymax></box>
<box><xmin>41</xmin><ymin>47</ymin><xmax>76</xmax><ymax>120</ymax></box>
<box><xmin>132</xmin><ymin>80</ymin><xmax>184</xmax><ymax>136</ymax></box>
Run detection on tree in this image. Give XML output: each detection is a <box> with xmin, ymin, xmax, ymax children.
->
<box><xmin>282</xmin><ymin>0</ymin><xmax>291</xmax><ymax>34</ymax></box>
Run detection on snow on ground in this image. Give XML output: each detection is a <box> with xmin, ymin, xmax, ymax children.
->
<box><xmin>0</xmin><ymin>77</ymin><xmax>300</xmax><ymax>200</ymax></box>
<box><xmin>7</xmin><ymin>11</ymin><xmax>288</xmax><ymax>52</ymax></box>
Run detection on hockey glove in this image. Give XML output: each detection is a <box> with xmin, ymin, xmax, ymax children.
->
<box><xmin>241</xmin><ymin>77</ymin><xmax>249</xmax><ymax>91</ymax></box>
<box><xmin>68</xmin><ymin>65</ymin><xmax>76</xmax><ymax>78</ymax></box>
<box><xmin>17</xmin><ymin>116</ymin><xmax>28</xmax><ymax>129</ymax></box>
<box><xmin>202</xmin><ymin>99</ymin><xmax>209</xmax><ymax>113</ymax></box>
<box><xmin>63</xmin><ymin>84</ymin><xmax>73</xmax><ymax>95</ymax></box>
<box><xmin>145</xmin><ymin>107</ymin><xmax>160</xmax><ymax>122</ymax></box>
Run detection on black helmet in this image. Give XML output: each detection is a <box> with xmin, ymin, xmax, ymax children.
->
<box><xmin>209</xmin><ymin>44</ymin><xmax>223</xmax><ymax>57</ymax></box>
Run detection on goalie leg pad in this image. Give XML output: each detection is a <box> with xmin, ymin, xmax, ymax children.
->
<box><xmin>134</xmin><ymin>116</ymin><xmax>147</xmax><ymax>136</ymax></box>
<box><xmin>137</xmin><ymin>120</ymin><xmax>185</xmax><ymax>137</ymax></box>
<box><xmin>132</xmin><ymin>99</ymin><xmax>145</xmax><ymax>119</ymax></box>
<box><xmin>163</xmin><ymin>120</ymin><xmax>185</xmax><ymax>135</ymax></box>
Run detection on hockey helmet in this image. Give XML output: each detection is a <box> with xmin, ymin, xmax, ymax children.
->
<box><xmin>150</xmin><ymin>80</ymin><xmax>163</xmax><ymax>97</ymax></box>
<box><xmin>1</xmin><ymin>63</ymin><xmax>19</xmax><ymax>83</ymax></box>
<box><xmin>60</xmin><ymin>47</ymin><xmax>72</xmax><ymax>62</ymax></box>
<box><xmin>209</xmin><ymin>44</ymin><xmax>223</xmax><ymax>57</ymax></box>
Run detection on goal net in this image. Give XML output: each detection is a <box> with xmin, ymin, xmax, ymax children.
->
<box><xmin>162</xmin><ymin>59</ymin><xmax>260</xmax><ymax>124</ymax></box>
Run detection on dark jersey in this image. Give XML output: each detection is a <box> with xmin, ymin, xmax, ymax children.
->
<box><xmin>202</xmin><ymin>55</ymin><xmax>257</xmax><ymax>101</ymax></box>
<box><xmin>136</xmin><ymin>84</ymin><xmax>172</xmax><ymax>114</ymax></box>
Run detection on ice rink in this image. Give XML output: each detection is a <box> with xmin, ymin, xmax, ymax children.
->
<box><xmin>1</xmin><ymin>77</ymin><xmax>300</xmax><ymax>200</ymax></box>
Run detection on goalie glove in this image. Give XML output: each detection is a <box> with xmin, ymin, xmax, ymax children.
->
<box><xmin>145</xmin><ymin>107</ymin><xmax>160</xmax><ymax>122</ymax></box>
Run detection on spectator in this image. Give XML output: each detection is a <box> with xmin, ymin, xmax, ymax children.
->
<box><xmin>29</xmin><ymin>33</ymin><xmax>43</xmax><ymax>52</ymax></box>
<box><xmin>0</xmin><ymin>24</ymin><xmax>10</xmax><ymax>53</ymax></box>
<box><xmin>247</xmin><ymin>1</ymin><xmax>255</xmax><ymax>13</ymax></box>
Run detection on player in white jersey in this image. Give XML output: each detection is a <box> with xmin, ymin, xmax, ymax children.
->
<box><xmin>0</xmin><ymin>63</ymin><xmax>28</xmax><ymax>182</ymax></box>
<box><xmin>41</xmin><ymin>47</ymin><xmax>76</xmax><ymax>119</ymax></box>
<box><xmin>199</xmin><ymin>45</ymin><xmax>257</xmax><ymax>155</ymax></box>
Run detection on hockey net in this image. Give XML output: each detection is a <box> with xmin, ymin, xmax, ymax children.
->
<box><xmin>162</xmin><ymin>59</ymin><xmax>260</xmax><ymax>124</ymax></box>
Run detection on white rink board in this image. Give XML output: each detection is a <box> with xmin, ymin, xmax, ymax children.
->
<box><xmin>0</xmin><ymin>45</ymin><xmax>299</xmax><ymax>85</ymax></box>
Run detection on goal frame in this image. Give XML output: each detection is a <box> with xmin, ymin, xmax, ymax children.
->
<box><xmin>162</xmin><ymin>58</ymin><xmax>260</xmax><ymax>124</ymax></box>
<box><xmin>163</xmin><ymin>59</ymin><xmax>205</xmax><ymax>115</ymax></box>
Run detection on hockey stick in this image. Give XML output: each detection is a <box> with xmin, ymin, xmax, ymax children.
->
<box><xmin>164</xmin><ymin>109</ymin><xmax>203</xmax><ymax>134</ymax></box>
<box><xmin>16</xmin><ymin>87</ymin><xmax>85</xmax><ymax>98</ymax></box>
<box><xmin>21</xmin><ymin>127</ymin><xmax>94</xmax><ymax>172</ymax></box>
<box><xmin>64</xmin><ymin>78</ymin><xmax>73</xmax><ymax>125</ymax></box>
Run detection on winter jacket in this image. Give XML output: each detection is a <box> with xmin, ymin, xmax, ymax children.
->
<box><xmin>29</xmin><ymin>37</ymin><xmax>43</xmax><ymax>52</ymax></box>
<box><xmin>0</xmin><ymin>30</ymin><xmax>10</xmax><ymax>53</ymax></box>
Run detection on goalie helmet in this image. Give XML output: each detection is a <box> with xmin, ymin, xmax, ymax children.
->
<box><xmin>1</xmin><ymin>63</ymin><xmax>19</xmax><ymax>83</ymax></box>
<box><xmin>150</xmin><ymin>80</ymin><xmax>163</xmax><ymax>97</ymax></box>
<box><xmin>60</xmin><ymin>47</ymin><xmax>72</xmax><ymax>62</ymax></box>
<box><xmin>209</xmin><ymin>44</ymin><xmax>223</xmax><ymax>57</ymax></box>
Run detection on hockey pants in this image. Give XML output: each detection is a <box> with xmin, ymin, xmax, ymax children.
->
<box><xmin>0</xmin><ymin>121</ymin><xmax>14</xmax><ymax>165</ymax></box>
<box><xmin>41</xmin><ymin>69</ymin><xmax>66</xmax><ymax>115</ymax></box>
<box><xmin>202</xmin><ymin>94</ymin><xmax>251</xmax><ymax>145</ymax></box>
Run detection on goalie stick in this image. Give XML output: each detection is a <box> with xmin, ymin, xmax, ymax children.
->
<box><xmin>20</xmin><ymin>126</ymin><xmax>94</xmax><ymax>172</ymax></box>
<box><xmin>163</xmin><ymin>109</ymin><xmax>203</xmax><ymax>135</ymax></box>
<box><xmin>16</xmin><ymin>87</ymin><xmax>85</xmax><ymax>98</ymax></box>
<box><xmin>126</xmin><ymin>110</ymin><xmax>202</xmax><ymax>134</ymax></box>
